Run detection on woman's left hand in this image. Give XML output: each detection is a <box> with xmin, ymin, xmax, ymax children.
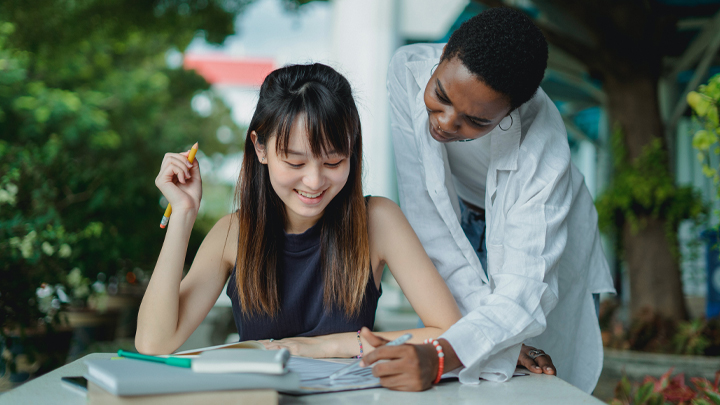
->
<box><xmin>258</xmin><ymin>336</ymin><xmax>330</xmax><ymax>358</ymax></box>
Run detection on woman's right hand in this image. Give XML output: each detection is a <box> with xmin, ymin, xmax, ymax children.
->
<box><xmin>155</xmin><ymin>149</ymin><xmax>202</xmax><ymax>214</ymax></box>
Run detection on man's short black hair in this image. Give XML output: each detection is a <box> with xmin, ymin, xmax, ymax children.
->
<box><xmin>442</xmin><ymin>7</ymin><xmax>548</xmax><ymax>110</ymax></box>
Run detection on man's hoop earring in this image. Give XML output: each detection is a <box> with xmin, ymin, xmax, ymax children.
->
<box><xmin>498</xmin><ymin>115</ymin><xmax>513</xmax><ymax>131</ymax></box>
<box><xmin>431</xmin><ymin>63</ymin><xmax>439</xmax><ymax>75</ymax></box>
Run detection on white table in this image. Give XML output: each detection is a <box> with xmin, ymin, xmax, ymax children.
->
<box><xmin>0</xmin><ymin>353</ymin><xmax>604</xmax><ymax>404</ymax></box>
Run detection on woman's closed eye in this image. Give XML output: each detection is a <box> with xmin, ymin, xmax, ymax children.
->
<box><xmin>467</xmin><ymin>117</ymin><xmax>488</xmax><ymax>128</ymax></box>
<box><xmin>284</xmin><ymin>159</ymin><xmax>344</xmax><ymax>168</ymax></box>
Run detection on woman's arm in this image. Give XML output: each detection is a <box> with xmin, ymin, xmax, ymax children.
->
<box><xmin>135</xmin><ymin>150</ymin><xmax>235</xmax><ymax>354</ymax></box>
<box><xmin>368</xmin><ymin>196</ymin><xmax>462</xmax><ymax>340</ymax></box>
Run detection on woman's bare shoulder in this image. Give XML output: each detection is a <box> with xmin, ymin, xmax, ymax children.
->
<box><xmin>367</xmin><ymin>196</ymin><xmax>402</xmax><ymax>220</ymax></box>
<box><xmin>367</xmin><ymin>196</ymin><xmax>409</xmax><ymax>237</ymax></box>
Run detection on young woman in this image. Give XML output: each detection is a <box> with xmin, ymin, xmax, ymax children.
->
<box><xmin>135</xmin><ymin>62</ymin><xmax>462</xmax><ymax>356</ymax></box>
<box><xmin>135</xmin><ymin>63</ymin><xmax>553</xmax><ymax>391</ymax></box>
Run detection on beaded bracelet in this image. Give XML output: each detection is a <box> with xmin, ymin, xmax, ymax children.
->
<box><xmin>424</xmin><ymin>339</ymin><xmax>445</xmax><ymax>384</ymax></box>
<box><xmin>355</xmin><ymin>330</ymin><xmax>364</xmax><ymax>359</ymax></box>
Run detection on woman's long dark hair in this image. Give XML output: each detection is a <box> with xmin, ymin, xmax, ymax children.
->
<box><xmin>234</xmin><ymin>63</ymin><xmax>369</xmax><ymax>318</ymax></box>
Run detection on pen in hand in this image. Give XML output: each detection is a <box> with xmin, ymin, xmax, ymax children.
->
<box><xmin>329</xmin><ymin>333</ymin><xmax>413</xmax><ymax>380</ymax></box>
<box><xmin>160</xmin><ymin>142</ymin><xmax>199</xmax><ymax>229</ymax></box>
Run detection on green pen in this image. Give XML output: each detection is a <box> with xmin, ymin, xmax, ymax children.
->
<box><xmin>117</xmin><ymin>349</ymin><xmax>192</xmax><ymax>368</ymax></box>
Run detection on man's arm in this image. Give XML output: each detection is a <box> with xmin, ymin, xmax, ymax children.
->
<box><xmin>360</xmin><ymin>331</ymin><xmax>556</xmax><ymax>391</ymax></box>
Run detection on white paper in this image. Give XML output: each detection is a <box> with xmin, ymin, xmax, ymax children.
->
<box><xmin>284</xmin><ymin>357</ymin><xmax>380</xmax><ymax>393</ymax></box>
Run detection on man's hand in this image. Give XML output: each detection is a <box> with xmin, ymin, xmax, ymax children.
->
<box><xmin>517</xmin><ymin>344</ymin><xmax>556</xmax><ymax>375</ymax></box>
<box><xmin>358</xmin><ymin>327</ymin><xmax>437</xmax><ymax>391</ymax></box>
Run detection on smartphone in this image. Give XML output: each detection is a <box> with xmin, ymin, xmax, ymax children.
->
<box><xmin>60</xmin><ymin>376</ymin><xmax>88</xmax><ymax>395</ymax></box>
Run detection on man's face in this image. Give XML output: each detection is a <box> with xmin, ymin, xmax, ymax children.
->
<box><xmin>423</xmin><ymin>56</ymin><xmax>512</xmax><ymax>143</ymax></box>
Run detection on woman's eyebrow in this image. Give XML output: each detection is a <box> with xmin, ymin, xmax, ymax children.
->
<box><xmin>436</xmin><ymin>78</ymin><xmax>491</xmax><ymax>123</ymax></box>
<box><xmin>436</xmin><ymin>78</ymin><xmax>452</xmax><ymax>103</ymax></box>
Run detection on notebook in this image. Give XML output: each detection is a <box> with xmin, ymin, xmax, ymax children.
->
<box><xmin>84</xmin><ymin>358</ymin><xmax>300</xmax><ymax>396</ymax></box>
<box><xmin>191</xmin><ymin>349</ymin><xmax>290</xmax><ymax>374</ymax></box>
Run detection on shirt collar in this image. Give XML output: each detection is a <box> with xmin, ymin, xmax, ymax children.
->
<box><xmin>406</xmin><ymin>58</ymin><xmax>436</xmax><ymax>94</ymax></box>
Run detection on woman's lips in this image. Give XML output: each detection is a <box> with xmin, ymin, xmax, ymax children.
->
<box><xmin>295</xmin><ymin>189</ymin><xmax>326</xmax><ymax>205</ymax></box>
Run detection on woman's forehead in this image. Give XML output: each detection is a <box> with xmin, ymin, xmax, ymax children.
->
<box><xmin>273</xmin><ymin>121</ymin><xmax>345</xmax><ymax>158</ymax></box>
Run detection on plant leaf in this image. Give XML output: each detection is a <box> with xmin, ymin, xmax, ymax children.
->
<box><xmin>636</xmin><ymin>382</ymin><xmax>654</xmax><ymax>403</ymax></box>
<box><xmin>705</xmin><ymin>390</ymin><xmax>720</xmax><ymax>405</ymax></box>
<box><xmin>692</xmin><ymin>376</ymin><xmax>713</xmax><ymax>392</ymax></box>
<box><xmin>693</xmin><ymin>130</ymin><xmax>718</xmax><ymax>151</ymax></box>
<box><xmin>660</xmin><ymin>368</ymin><xmax>675</xmax><ymax>390</ymax></box>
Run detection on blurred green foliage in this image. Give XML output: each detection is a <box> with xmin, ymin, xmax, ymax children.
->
<box><xmin>596</xmin><ymin>126</ymin><xmax>705</xmax><ymax>255</ymax></box>
<box><xmin>0</xmin><ymin>0</ymin><xmax>246</xmax><ymax>334</ymax></box>
<box><xmin>688</xmin><ymin>74</ymin><xmax>720</xmax><ymax>228</ymax></box>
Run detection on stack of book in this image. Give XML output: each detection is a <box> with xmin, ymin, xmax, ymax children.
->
<box><xmin>84</xmin><ymin>342</ymin><xmax>299</xmax><ymax>405</ymax></box>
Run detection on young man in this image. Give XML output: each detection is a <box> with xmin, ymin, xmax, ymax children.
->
<box><xmin>361</xmin><ymin>7</ymin><xmax>615</xmax><ymax>393</ymax></box>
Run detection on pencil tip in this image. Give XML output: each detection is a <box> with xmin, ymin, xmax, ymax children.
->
<box><xmin>192</xmin><ymin>142</ymin><xmax>199</xmax><ymax>149</ymax></box>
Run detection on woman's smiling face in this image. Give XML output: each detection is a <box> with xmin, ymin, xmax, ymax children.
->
<box><xmin>253</xmin><ymin>114</ymin><xmax>350</xmax><ymax>233</ymax></box>
<box><xmin>423</xmin><ymin>56</ymin><xmax>512</xmax><ymax>143</ymax></box>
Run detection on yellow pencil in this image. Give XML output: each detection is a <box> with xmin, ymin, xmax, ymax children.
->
<box><xmin>160</xmin><ymin>142</ymin><xmax>198</xmax><ymax>229</ymax></box>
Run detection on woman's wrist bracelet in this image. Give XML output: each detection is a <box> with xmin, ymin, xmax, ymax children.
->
<box><xmin>424</xmin><ymin>339</ymin><xmax>445</xmax><ymax>384</ymax></box>
<box><xmin>355</xmin><ymin>330</ymin><xmax>364</xmax><ymax>358</ymax></box>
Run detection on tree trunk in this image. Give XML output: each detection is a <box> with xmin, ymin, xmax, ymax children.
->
<box><xmin>622</xmin><ymin>219</ymin><xmax>687</xmax><ymax>321</ymax></box>
<box><xmin>604</xmin><ymin>73</ymin><xmax>688</xmax><ymax>322</ymax></box>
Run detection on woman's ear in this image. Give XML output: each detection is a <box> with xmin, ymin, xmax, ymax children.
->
<box><xmin>250</xmin><ymin>131</ymin><xmax>267</xmax><ymax>164</ymax></box>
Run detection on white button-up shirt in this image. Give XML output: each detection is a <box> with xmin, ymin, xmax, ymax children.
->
<box><xmin>387</xmin><ymin>43</ymin><xmax>616</xmax><ymax>393</ymax></box>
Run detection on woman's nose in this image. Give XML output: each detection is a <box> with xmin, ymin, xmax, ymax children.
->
<box><xmin>437</xmin><ymin>110</ymin><xmax>460</xmax><ymax>133</ymax></box>
<box><xmin>303</xmin><ymin>167</ymin><xmax>324</xmax><ymax>191</ymax></box>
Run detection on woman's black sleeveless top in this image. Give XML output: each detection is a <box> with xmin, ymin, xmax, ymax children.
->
<box><xmin>226</xmin><ymin>220</ymin><xmax>381</xmax><ymax>341</ymax></box>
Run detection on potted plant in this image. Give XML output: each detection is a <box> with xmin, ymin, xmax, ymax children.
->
<box><xmin>611</xmin><ymin>368</ymin><xmax>720</xmax><ymax>405</ymax></box>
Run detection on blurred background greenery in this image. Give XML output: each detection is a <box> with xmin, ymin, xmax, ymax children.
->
<box><xmin>0</xmin><ymin>0</ymin><xmax>248</xmax><ymax>370</ymax></box>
